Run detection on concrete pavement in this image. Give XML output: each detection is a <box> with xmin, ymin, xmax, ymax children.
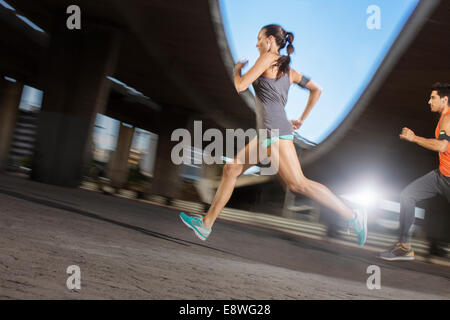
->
<box><xmin>0</xmin><ymin>173</ymin><xmax>449</xmax><ymax>299</ymax></box>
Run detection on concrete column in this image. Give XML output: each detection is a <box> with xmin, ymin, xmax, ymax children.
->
<box><xmin>107</xmin><ymin>123</ymin><xmax>135</xmax><ymax>190</ymax></box>
<box><xmin>31</xmin><ymin>26</ymin><xmax>120</xmax><ymax>187</ymax></box>
<box><xmin>0</xmin><ymin>79</ymin><xmax>23</xmax><ymax>171</ymax></box>
<box><xmin>151</xmin><ymin>128</ymin><xmax>183</xmax><ymax>200</ymax></box>
<box><xmin>150</xmin><ymin>112</ymin><xmax>190</xmax><ymax>200</ymax></box>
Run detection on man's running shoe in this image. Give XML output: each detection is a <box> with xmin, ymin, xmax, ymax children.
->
<box><xmin>348</xmin><ymin>208</ymin><xmax>368</xmax><ymax>246</ymax></box>
<box><xmin>179</xmin><ymin>212</ymin><xmax>211</xmax><ymax>241</ymax></box>
<box><xmin>378</xmin><ymin>243</ymin><xmax>415</xmax><ymax>261</ymax></box>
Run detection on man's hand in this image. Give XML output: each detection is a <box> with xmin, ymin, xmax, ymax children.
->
<box><xmin>399</xmin><ymin>127</ymin><xmax>416</xmax><ymax>142</ymax></box>
<box><xmin>291</xmin><ymin>119</ymin><xmax>304</xmax><ymax>130</ymax></box>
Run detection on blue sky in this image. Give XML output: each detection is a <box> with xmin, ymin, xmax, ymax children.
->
<box><xmin>219</xmin><ymin>0</ymin><xmax>419</xmax><ymax>143</ymax></box>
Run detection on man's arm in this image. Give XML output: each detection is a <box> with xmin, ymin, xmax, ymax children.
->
<box><xmin>400</xmin><ymin>115</ymin><xmax>450</xmax><ymax>153</ymax></box>
<box><xmin>412</xmin><ymin>135</ymin><xmax>449</xmax><ymax>153</ymax></box>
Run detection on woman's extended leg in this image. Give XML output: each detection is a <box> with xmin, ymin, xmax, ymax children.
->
<box><xmin>202</xmin><ymin>137</ymin><xmax>264</xmax><ymax>228</ymax></box>
<box><xmin>275</xmin><ymin>139</ymin><xmax>354</xmax><ymax>221</ymax></box>
<box><xmin>274</xmin><ymin>139</ymin><xmax>367</xmax><ymax>245</ymax></box>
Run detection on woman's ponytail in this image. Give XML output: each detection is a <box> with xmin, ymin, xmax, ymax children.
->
<box><xmin>262</xmin><ymin>25</ymin><xmax>295</xmax><ymax>79</ymax></box>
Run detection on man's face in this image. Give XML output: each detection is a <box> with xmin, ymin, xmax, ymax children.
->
<box><xmin>428</xmin><ymin>90</ymin><xmax>445</xmax><ymax>113</ymax></box>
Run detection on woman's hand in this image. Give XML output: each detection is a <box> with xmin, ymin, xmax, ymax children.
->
<box><xmin>291</xmin><ymin>119</ymin><xmax>304</xmax><ymax>130</ymax></box>
<box><xmin>234</xmin><ymin>59</ymin><xmax>248</xmax><ymax>73</ymax></box>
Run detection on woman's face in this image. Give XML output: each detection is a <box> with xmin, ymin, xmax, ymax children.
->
<box><xmin>256</xmin><ymin>29</ymin><xmax>270</xmax><ymax>55</ymax></box>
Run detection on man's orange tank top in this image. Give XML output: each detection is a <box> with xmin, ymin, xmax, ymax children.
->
<box><xmin>435</xmin><ymin>111</ymin><xmax>450</xmax><ymax>177</ymax></box>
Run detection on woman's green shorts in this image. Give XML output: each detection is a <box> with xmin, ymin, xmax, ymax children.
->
<box><xmin>261</xmin><ymin>134</ymin><xmax>294</xmax><ymax>148</ymax></box>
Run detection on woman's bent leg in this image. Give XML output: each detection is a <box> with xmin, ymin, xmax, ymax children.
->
<box><xmin>202</xmin><ymin>138</ymin><xmax>262</xmax><ymax>228</ymax></box>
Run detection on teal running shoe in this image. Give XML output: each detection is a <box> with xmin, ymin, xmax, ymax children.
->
<box><xmin>348</xmin><ymin>208</ymin><xmax>368</xmax><ymax>246</ymax></box>
<box><xmin>179</xmin><ymin>212</ymin><xmax>211</xmax><ymax>241</ymax></box>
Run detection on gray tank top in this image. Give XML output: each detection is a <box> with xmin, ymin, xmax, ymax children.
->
<box><xmin>252</xmin><ymin>72</ymin><xmax>292</xmax><ymax>137</ymax></box>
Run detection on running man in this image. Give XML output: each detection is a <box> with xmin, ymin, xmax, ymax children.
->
<box><xmin>180</xmin><ymin>24</ymin><xmax>367</xmax><ymax>245</ymax></box>
<box><xmin>379</xmin><ymin>83</ymin><xmax>450</xmax><ymax>261</ymax></box>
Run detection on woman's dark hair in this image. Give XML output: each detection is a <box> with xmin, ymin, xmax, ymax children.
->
<box><xmin>262</xmin><ymin>24</ymin><xmax>294</xmax><ymax>79</ymax></box>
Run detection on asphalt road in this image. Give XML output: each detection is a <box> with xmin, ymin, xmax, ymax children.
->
<box><xmin>0</xmin><ymin>174</ymin><xmax>449</xmax><ymax>299</ymax></box>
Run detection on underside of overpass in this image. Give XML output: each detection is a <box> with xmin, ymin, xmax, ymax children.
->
<box><xmin>1</xmin><ymin>0</ymin><xmax>255</xmax><ymax>130</ymax></box>
<box><xmin>0</xmin><ymin>0</ymin><xmax>258</xmax><ymax>197</ymax></box>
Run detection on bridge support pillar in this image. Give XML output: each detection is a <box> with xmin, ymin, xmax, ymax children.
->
<box><xmin>0</xmin><ymin>79</ymin><xmax>23</xmax><ymax>171</ymax></box>
<box><xmin>31</xmin><ymin>27</ymin><xmax>120</xmax><ymax>187</ymax></box>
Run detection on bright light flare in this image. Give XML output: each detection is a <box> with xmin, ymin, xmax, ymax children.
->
<box><xmin>341</xmin><ymin>187</ymin><xmax>379</xmax><ymax>208</ymax></box>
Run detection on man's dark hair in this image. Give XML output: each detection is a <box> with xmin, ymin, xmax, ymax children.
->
<box><xmin>431</xmin><ymin>82</ymin><xmax>450</xmax><ymax>100</ymax></box>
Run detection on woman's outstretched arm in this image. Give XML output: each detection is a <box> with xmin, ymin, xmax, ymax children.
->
<box><xmin>234</xmin><ymin>52</ymin><xmax>278</xmax><ymax>93</ymax></box>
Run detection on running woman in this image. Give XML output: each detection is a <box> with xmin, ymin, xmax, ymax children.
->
<box><xmin>379</xmin><ymin>83</ymin><xmax>450</xmax><ymax>261</ymax></box>
<box><xmin>180</xmin><ymin>24</ymin><xmax>367</xmax><ymax>245</ymax></box>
